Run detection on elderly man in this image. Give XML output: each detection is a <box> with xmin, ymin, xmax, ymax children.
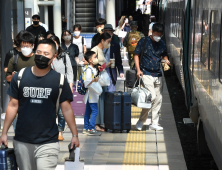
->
<box><xmin>134</xmin><ymin>23</ymin><xmax>170</xmax><ymax>131</ymax></box>
<box><xmin>102</xmin><ymin>24</ymin><xmax>119</xmax><ymax>43</ymax></box>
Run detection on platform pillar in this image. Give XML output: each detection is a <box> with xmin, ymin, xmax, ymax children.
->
<box><xmin>53</xmin><ymin>0</ymin><xmax>62</xmax><ymax>37</ymax></box>
<box><xmin>106</xmin><ymin>0</ymin><xmax>116</xmax><ymax>27</ymax></box>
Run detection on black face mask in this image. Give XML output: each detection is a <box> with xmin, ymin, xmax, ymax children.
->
<box><xmin>33</xmin><ymin>21</ymin><xmax>39</xmax><ymax>25</ymax></box>
<box><xmin>34</xmin><ymin>55</ymin><xmax>51</xmax><ymax>69</ymax></box>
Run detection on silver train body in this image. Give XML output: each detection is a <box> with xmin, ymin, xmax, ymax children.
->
<box><xmin>159</xmin><ymin>0</ymin><xmax>222</xmax><ymax>169</ymax></box>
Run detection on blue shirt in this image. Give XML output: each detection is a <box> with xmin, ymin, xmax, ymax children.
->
<box><xmin>134</xmin><ymin>36</ymin><xmax>167</xmax><ymax>77</ymax></box>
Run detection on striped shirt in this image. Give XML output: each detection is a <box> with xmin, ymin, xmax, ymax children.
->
<box><xmin>51</xmin><ymin>54</ymin><xmax>73</xmax><ymax>83</ymax></box>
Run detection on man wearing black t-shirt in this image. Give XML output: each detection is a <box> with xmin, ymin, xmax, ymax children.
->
<box><xmin>0</xmin><ymin>39</ymin><xmax>79</xmax><ymax>170</ymax></box>
<box><xmin>26</xmin><ymin>14</ymin><xmax>46</xmax><ymax>38</ymax></box>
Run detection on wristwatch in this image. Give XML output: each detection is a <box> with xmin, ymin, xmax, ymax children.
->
<box><xmin>73</xmin><ymin>135</ymin><xmax>78</xmax><ymax>138</ymax></box>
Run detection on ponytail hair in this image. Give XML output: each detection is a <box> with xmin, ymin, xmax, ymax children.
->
<box><xmin>96</xmin><ymin>32</ymin><xmax>111</xmax><ymax>46</ymax></box>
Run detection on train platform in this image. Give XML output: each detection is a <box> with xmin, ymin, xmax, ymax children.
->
<box><xmin>0</xmin><ymin>71</ymin><xmax>187</xmax><ymax>170</ymax></box>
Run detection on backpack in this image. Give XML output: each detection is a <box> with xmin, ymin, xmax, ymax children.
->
<box><xmin>17</xmin><ymin>68</ymin><xmax>65</xmax><ymax>116</ymax></box>
<box><xmin>58</xmin><ymin>52</ymin><xmax>67</xmax><ymax>75</ymax></box>
<box><xmin>127</xmin><ymin>31</ymin><xmax>141</xmax><ymax>54</ymax></box>
<box><xmin>77</xmin><ymin>67</ymin><xmax>94</xmax><ymax>95</ymax></box>
<box><xmin>9</xmin><ymin>49</ymin><xmax>19</xmax><ymax>72</ymax></box>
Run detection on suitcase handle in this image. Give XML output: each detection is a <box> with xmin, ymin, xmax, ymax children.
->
<box><xmin>0</xmin><ymin>144</ymin><xmax>8</xmax><ymax>150</ymax></box>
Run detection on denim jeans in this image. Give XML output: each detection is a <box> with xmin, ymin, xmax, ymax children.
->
<box><xmin>58</xmin><ymin>107</ymin><xmax>65</xmax><ymax>132</ymax></box>
<box><xmin>84</xmin><ymin>101</ymin><xmax>98</xmax><ymax>130</ymax></box>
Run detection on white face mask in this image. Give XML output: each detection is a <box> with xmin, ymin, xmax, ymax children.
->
<box><xmin>92</xmin><ymin>58</ymin><xmax>99</xmax><ymax>65</ymax></box>
<box><xmin>104</xmin><ymin>42</ymin><xmax>111</xmax><ymax>49</ymax></box>
<box><xmin>64</xmin><ymin>36</ymin><xmax>71</xmax><ymax>41</ymax></box>
<box><xmin>153</xmin><ymin>36</ymin><xmax>161</xmax><ymax>42</ymax></box>
<box><xmin>21</xmin><ymin>47</ymin><xmax>33</xmax><ymax>56</ymax></box>
<box><xmin>97</xmin><ymin>27</ymin><xmax>103</xmax><ymax>34</ymax></box>
<box><xmin>74</xmin><ymin>31</ymin><xmax>81</xmax><ymax>36</ymax></box>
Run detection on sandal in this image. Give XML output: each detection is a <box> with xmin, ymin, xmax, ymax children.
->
<box><xmin>95</xmin><ymin>125</ymin><xmax>105</xmax><ymax>132</ymax></box>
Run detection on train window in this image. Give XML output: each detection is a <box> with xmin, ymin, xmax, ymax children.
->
<box><xmin>201</xmin><ymin>10</ymin><xmax>209</xmax><ymax>66</ymax></box>
<box><xmin>209</xmin><ymin>11</ymin><xmax>220</xmax><ymax>75</ymax></box>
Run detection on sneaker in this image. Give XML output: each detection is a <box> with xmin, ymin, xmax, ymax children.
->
<box><xmin>136</xmin><ymin>120</ymin><xmax>144</xmax><ymax>131</ymax></box>
<box><xmin>82</xmin><ymin>129</ymin><xmax>89</xmax><ymax>134</ymax></box>
<box><xmin>149</xmin><ymin>124</ymin><xmax>163</xmax><ymax>131</ymax></box>
<box><xmin>87</xmin><ymin>129</ymin><xmax>101</xmax><ymax>136</ymax></box>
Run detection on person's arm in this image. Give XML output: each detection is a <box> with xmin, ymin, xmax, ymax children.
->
<box><xmin>114</xmin><ymin>43</ymin><xmax>124</xmax><ymax>78</ymax></box>
<box><xmin>121</xmin><ymin>23</ymin><xmax>126</xmax><ymax>30</ymax></box>
<box><xmin>6</xmin><ymin>58</ymin><xmax>14</xmax><ymax>82</ymax></box>
<box><xmin>65</xmin><ymin>55</ymin><xmax>74</xmax><ymax>92</ymax></box>
<box><xmin>4</xmin><ymin>51</ymin><xmax>12</xmax><ymax>75</ymax></box>
<box><xmin>148</xmin><ymin>29</ymin><xmax>151</xmax><ymax>36</ymax></box>
<box><xmin>83</xmin><ymin>38</ymin><xmax>87</xmax><ymax>54</ymax></box>
<box><xmin>84</xmin><ymin>69</ymin><xmax>98</xmax><ymax>87</ymax></box>
<box><xmin>134</xmin><ymin>54</ymin><xmax>143</xmax><ymax>79</ymax></box>
<box><xmin>0</xmin><ymin>97</ymin><xmax>18</xmax><ymax>146</ymax></box>
<box><xmin>0</xmin><ymin>74</ymin><xmax>19</xmax><ymax>146</ymax></box>
<box><xmin>60</xmin><ymin>101</ymin><xmax>79</xmax><ymax>148</ymax></box>
<box><xmin>134</xmin><ymin>39</ymin><xmax>144</xmax><ymax>79</ymax></box>
<box><xmin>161</xmin><ymin>48</ymin><xmax>170</xmax><ymax>65</ymax></box>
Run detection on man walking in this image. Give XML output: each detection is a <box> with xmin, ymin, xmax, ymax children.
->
<box><xmin>123</xmin><ymin>21</ymin><xmax>145</xmax><ymax>68</ymax></box>
<box><xmin>26</xmin><ymin>14</ymin><xmax>46</xmax><ymax>38</ymax></box>
<box><xmin>0</xmin><ymin>39</ymin><xmax>79</xmax><ymax>170</ymax></box>
<box><xmin>134</xmin><ymin>23</ymin><xmax>170</xmax><ymax>131</ymax></box>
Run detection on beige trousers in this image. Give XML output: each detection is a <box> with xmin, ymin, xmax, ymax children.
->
<box><xmin>139</xmin><ymin>75</ymin><xmax>163</xmax><ymax>125</ymax></box>
<box><xmin>13</xmin><ymin>140</ymin><xmax>60</xmax><ymax>170</ymax></box>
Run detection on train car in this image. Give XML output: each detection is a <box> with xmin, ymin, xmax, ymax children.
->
<box><xmin>159</xmin><ymin>0</ymin><xmax>222</xmax><ymax>169</ymax></box>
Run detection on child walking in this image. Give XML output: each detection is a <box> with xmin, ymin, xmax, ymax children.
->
<box><xmin>83</xmin><ymin>51</ymin><xmax>102</xmax><ymax>136</ymax></box>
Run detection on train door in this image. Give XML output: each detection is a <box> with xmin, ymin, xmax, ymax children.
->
<box><xmin>183</xmin><ymin>0</ymin><xmax>192</xmax><ymax>109</ymax></box>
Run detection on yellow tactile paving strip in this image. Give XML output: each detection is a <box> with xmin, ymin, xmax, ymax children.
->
<box><xmin>122</xmin><ymin>106</ymin><xmax>146</xmax><ymax>169</ymax></box>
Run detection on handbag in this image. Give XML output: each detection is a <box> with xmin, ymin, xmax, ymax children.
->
<box><xmin>98</xmin><ymin>70</ymin><xmax>111</xmax><ymax>86</ymax></box>
<box><xmin>118</xmin><ymin>30</ymin><xmax>127</xmax><ymax>38</ymax></box>
<box><xmin>130</xmin><ymin>77</ymin><xmax>152</xmax><ymax>109</ymax></box>
<box><xmin>65</xmin><ymin>147</ymin><xmax>84</xmax><ymax>170</ymax></box>
<box><xmin>125</xmin><ymin>37</ymin><xmax>147</xmax><ymax>88</ymax></box>
<box><xmin>114</xmin><ymin>26</ymin><xmax>121</xmax><ymax>36</ymax></box>
<box><xmin>90</xmin><ymin>82</ymin><xmax>103</xmax><ymax>95</ymax></box>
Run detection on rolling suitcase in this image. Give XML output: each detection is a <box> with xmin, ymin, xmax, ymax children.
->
<box><xmin>104</xmin><ymin>91</ymin><xmax>131</xmax><ymax>133</ymax></box>
<box><xmin>71</xmin><ymin>86</ymin><xmax>86</xmax><ymax>117</ymax></box>
<box><xmin>0</xmin><ymin>145</ymin><xmax>18</xmax><ymax>170</ymax></box>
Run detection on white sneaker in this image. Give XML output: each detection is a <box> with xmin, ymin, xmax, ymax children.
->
<box><xmin>136</xmin><ymin>120</ymin><xmax>144</xmax><ymax>131</ymax></box>
<box><xmin>149</xmin><ymin>124</ymin><xmax>163</xmax><ymax>131</ymax></box>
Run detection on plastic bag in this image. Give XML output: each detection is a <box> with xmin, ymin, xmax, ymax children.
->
<box><xmin>99</xmin><ymin>70</ymin><xmax>111</xmax><ymax>86</ymax></box>
<box><xmin>130</xmin><ymin>77</ymin><xmax>152</xmax><ymax>109</ymax></box>
<box><xmin>90</xmin><ymin>82</ymin><xmax>103</xmax><ymax>95</ymax></box>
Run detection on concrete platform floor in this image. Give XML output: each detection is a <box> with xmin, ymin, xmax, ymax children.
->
<box><xmin>0</xmin><ymin>60</ymin><xmax>187</xmax><ymax>170</ymax></box>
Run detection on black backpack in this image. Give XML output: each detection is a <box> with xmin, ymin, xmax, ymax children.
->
<box><xmin>9</xmin><ymin>49</ymin><xmax>19</xmax><ymax>72</ymax></box>
<box><xmin>58</xmin><ymin>52</ymin><xmax>67</xmax><ymax>75</ymax></box>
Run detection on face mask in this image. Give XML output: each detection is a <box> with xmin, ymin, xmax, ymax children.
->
<box><xmin>153</xmin><ymin>36</ymin><xmax>161</xmax><ymax>42</ymax></box>
<box><xmin>74</xmin><ymin>31</ymin><xmax>81</xmax><ymax>36</ymax></box>
<box><xmin>33</xmin><ymin>21</ymin><xmax>39</xmax><ymax>25</ymax></box>
<box><xmin>104</xmin><ymin>42</ymin><xmax>111</xmax><ymax>49</ymax></box>
<box><xmin>34</xmin><ymin>54</ymin><xmax>52</xmax><ymax>69</ymax></box>
<box><xmin>64</xmin><ymin>36</ymin><xmax>71</xmax><ymax>41</ymax></box>
<box><xmin>97</xmin><ymin>27</ymin><xmax>103</xmax><ymax>34</ymax></box>
<box><xmin>21</xmin><ymin>47</ymin><xmax>33</xmax><ymax>56</ymax></box>
<box><xmin>92</xmin><ymin>58</ymin><xmax>99</xmax><ymax>65</ymax></box>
